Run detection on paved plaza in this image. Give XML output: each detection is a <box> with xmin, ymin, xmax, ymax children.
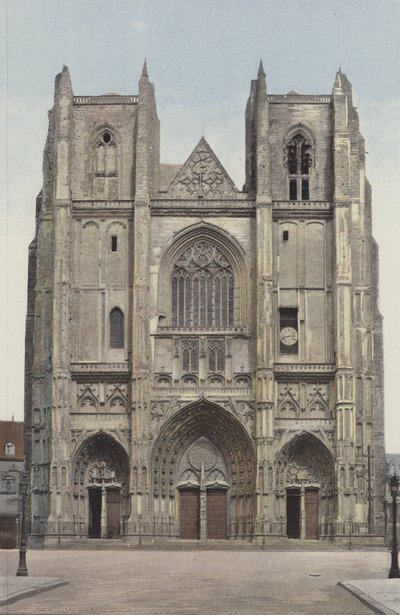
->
<box><xmin>0</xmin><ymin>547</ymin><xmax>395</xmax><ymax>614</ymax></box>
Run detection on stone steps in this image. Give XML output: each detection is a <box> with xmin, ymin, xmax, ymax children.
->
<box><xmin>43</xmin><ymin>537</ymin><xmax>386</xmax><ymax>551</ymax></box>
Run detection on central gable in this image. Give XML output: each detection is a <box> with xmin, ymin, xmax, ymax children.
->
<box><xmin>166</xmin><ymin>137</ymin><xmax>238</xmax><ymax>199</ymax></box>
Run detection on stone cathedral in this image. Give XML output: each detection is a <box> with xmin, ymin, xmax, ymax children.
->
<box><xmin>25</xmin><ymin>61</ymin><xmax>385</xmax><ymax>546</ymax></box>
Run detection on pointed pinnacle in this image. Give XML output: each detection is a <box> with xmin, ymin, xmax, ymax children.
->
<box><xmin>333</xmin><ymin>67</ymin><xmax>343</xmax><ymax>91</ymax></box>
<box><xmin>258</xmin><ymin>60</ymin><xmax>266</xmax><ymax>77</ymax></box>
<box><xmin>141</xmin><ymin>58</ymin><xmax>148</xmax><ymax>78</ymax></box>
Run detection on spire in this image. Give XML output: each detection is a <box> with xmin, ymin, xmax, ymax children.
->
<box><xmin>333</xmin><ymin>67</ymin><xmax>343</xmax><ymax>92</ymax></box>
<box><xmin>141</xmin><ymin>58</ymin><xmax>148</xmax><ymax>79</ymax></box>
<box><xmin>258</xmin><ymin>60</ymin><xmax>266</xmax><ymax>78</ymax></box>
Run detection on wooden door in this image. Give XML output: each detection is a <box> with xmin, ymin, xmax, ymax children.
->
<box><xmin>305</xmin><ymin>488</ymin><xmax>319</xmax><ymax>539</ymax></box>
<box><xmin>207</xmin><ymin>489</ymin><xmax>227</xmax><ymax>539</ymax></box>
<box><xmin>0</xmin><ymin>516</ymin><xmax>17</xmax><ymax>549</ymax></box>
<box><xmin>106</xmin><ymin>488</ymin><xmax>120</xmax><ymax>538</ymax></box>
<box><xmin>180</xmin><ymin>488</ymin><xmax>200</xmax><ymax>539</ymax></box>
<box><xmin>286</xmin><ymin>488</ymin><xmax>300</xmax><ymax>538</ymax></box>
<box><xmin>88</xmin><ymin>488</ymin><xmax>102</xmax><ymax>538</ymax></box>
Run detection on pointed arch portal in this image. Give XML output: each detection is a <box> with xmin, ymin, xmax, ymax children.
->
<box><xmin>72</xmin><ymin>432</ymin><xmax>129</xmax><ymax>538</ymax></box>
<box><xmin>151</xmin><ymin>399</ymin><xmax>256</xmax><ymax>539</ymax></box>
<box><xmin>275</xmin><ymin>433</ymin><xmax>335</xmax><ymax>540</ymax></box>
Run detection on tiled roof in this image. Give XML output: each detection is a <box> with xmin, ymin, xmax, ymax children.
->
<box><xmin>0</xmin><ymin>421</ymin><xmax>24</xmax><ymax>461</ymax></box>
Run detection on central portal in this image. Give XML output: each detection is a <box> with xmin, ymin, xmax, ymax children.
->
<box><xmin>178</xmin><ymin>437</ymin><xmax>229</xmax><ymax>539</ymax></box>
<box><xmin>179</xmin><ymin>486</ymin><xmax>227</xmax><ymax>539</ymax></box>
<box><xmin>151</xmin><ymin>399</ymin><xmax>256</xmax><ymax>541</ymax></box>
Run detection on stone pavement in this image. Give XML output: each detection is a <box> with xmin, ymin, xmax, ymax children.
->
<box><xmin>340</xmin><ymin>579</ymin><xmax>400</xmax><ymax>615</ymax></box>
<box><xmin>0</xmin><ymin>547</ymin><xmax>397</xmax><ymax>614</ymax></box>
<box><xmin>0</xmin><ymin>576</ymin><xmax>68</xmax><ymax>607</ymax></box>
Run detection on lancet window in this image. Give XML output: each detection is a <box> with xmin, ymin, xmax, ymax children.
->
<box><xmin>172</xmin><ymin>241</ymin><xmax>234</xmax><ymax>328</ymax></box>
<box><xmin>182</xmin><ymin>339</ymin><xmax>199</xmax><ymax>372</ymax></box>
<box><xmin>110</xmin><ymin>308</ymin><xmax>124</xmax><ymax>348</ymax></box>
<box><xmin>286</xmin><ymin>133</ymin><xmax>312</xmax><ymax>201</ymax></box>
<box><xmin>207</xmin><ymin>338</ymin><xmax>225</xmax><ymax>371</ymax></box>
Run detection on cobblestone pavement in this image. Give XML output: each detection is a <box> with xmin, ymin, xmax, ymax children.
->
<box><xmin>0</xmin><ymin>549</ymin><xmax>389</xmax><ymax>614</ymax></box>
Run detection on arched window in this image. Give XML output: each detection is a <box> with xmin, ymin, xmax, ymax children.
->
<box><xmin>110</xmin><ymin>308</ymin><xmax>124</xmax><ymax>348</ymax></box>
<box><xmin>93</xmin><ymin>130</ymin><xmax>118</xmax><ymax>199</ymax></box>
<box><xmin>172</xmin><ymin>241</ymin><xmax>234</xmax><ymax>328</ymax></box>
<box><xmin>286</xmin><ymin>133</ymin><xmax>312</xmax><ymax>201</ymax></box>
<box><xmin>5</xmin><ymin>442</ymin><xmax>15</xmax><ymax>456</ymax></box>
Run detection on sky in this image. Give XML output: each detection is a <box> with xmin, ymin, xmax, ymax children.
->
<box><xmin>0</xmin><ymin>0</ymin><xmax>399</xmax><ymax>451</ymax></box>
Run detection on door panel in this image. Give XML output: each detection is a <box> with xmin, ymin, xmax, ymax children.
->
<box><xmin>207</xmin><ymin>489</ymin><xmax>227</xmax><ymax>539</ymax></box>
<box><xmin>180</xmin><ymin>488</ymin><xmax>200</xmax><ymax>539</ymax></box>
<box><xmin>286</xmin><ymin>488</ymin><xmax>300</xmax><ymax>538</ymax></box>
<box><xmin>106</xmin><ymin>488</ymin><xmax>120</xmax><ymax>538</ymax></box>
<box><xmin>305</xmin><ymin>488</ymin><xmax>319</xmax><ymax>539</ymax></box>
<box><xmin>0</xmin><ymin>516</ymin><xmax>17</xmax><ymax>549</ymax></box>
<box><xmin>89</xmin><ymin>488</ymin><xmax>102</xmax><ymax>538</ymax></box>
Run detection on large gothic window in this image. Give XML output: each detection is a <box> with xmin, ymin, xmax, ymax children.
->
<box><xmin>172</xmin><ymin>241</ymin><xmax>234</xmax><ymax>328</ymax></box>
<box><xmin>286</xmin><ymin>133</ymin><xmax>312</xmax><ymax>201</ymax></box>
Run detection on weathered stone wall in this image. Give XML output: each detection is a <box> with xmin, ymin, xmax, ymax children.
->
<box><xmin>71</xmin><ymin>103</ymin><xmax>137</xmax><ymax>200</ymax></box>
<box><xmin>268</xmin><ymin>99</ymin><xmax>333</xmax><ymax>201</ymax></box>
<box><xmin>25</xmin><ymin>64</ymin><xmax>385</xmax><ymax>544</ymax></box>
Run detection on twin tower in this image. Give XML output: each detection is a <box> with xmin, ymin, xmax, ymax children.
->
<box><xmin>25</xmin><ymin>61</ymin><xmax>385</xmax><ymax>545</ymax></box>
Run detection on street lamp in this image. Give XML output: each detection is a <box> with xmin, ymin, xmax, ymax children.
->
<box><xmin>16</xmin><ymin>473</ymin><xmax>29</xmax><ymax>577</ymax></box>
<box><xmin>389</xmin><ymin>473</ymin><xmax>400</xmax><ymax>579</ymax></box>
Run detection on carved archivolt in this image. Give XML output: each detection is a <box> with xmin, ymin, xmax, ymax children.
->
<box><xmin>177</xmin><ymin>437</ymin><xmax>228</xmax><ymax>489</ymax></box>
<box><xmin>72</xmin><ymin>431</ymin><xmax>129</xmax><ymax>493</ymax></box>
<box><xmin>275</xmin><ymin>432</ymin><xmax>334</xmax><ymax>497</ymax></box>
<box><xmin>150</xmin><ymin>398</ymin><xmax>256</xmax><ymax>501</ymax></box>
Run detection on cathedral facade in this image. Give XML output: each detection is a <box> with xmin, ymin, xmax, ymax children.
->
<box><xmin>24</xmin><ymin>62</ymin><xmax>385</xmax><ymax>545</ymax></box>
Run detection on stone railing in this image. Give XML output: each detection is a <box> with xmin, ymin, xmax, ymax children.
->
<box><xmin>156</xmin><ymin>326</ymin><xmax>248</xmax><ymax>336</ymax></box>
<box><xmin>268</xmin><ymin>94</ymin><xmax>331</xmax><ymax>104</ymax></box>
<box><xmin>274</xmin><ymin>363</ymin><xmax>336</xmax><ymax>374</ymax></box>
<box><xmin>152</xmin><ymin>386</ymin><xmax>253</xmax><ymax>397</ymax></box>
<box><xmin>71</xmin><ymin>362</ymin><xmax>131</xmax><ymax>375</ymax></box>
<box><xmin>273</xmin><ymin>201</ymin><xmax>333</xmax><ymax>210</ymax></box>
<box><xmin>73</xmin><ymin>95</ymin><xmax>138</xmax><ymax>105</ymax></box>
<box><xmin>72</xmin><ymin>200</ymin><xmax>134</xmax><ymax>210</ymax></box>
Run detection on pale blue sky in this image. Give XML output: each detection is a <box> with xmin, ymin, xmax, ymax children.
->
<box><xmin>0</xmin><ymin>0</ymin><xmax>399</xmax><ymax>450</ymax></box>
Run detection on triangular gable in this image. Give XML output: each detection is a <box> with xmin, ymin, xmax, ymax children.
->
<box><xmin>166</xmin><ymin>137</ymin><xmax>238</xmax><ymax>198</ymax></box>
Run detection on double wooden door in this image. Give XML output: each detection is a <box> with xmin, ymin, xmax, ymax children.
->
<box><xmin>88</xmin><ymin>487</ymin><xmax>120</xmax><ymax>538</ymax></box>
<box><xmin>180</xmin><ymin>488</ymin><xmax>227</xmax><ymax>539</ymax></box>
<box><xmin>286</xmin><ymin>487</ymin><xmax>319</xmax><ymax>539</ymax></box>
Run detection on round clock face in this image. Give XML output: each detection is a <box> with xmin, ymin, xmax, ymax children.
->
<box><xmin>280</xmin><ymin>326</ymin><xmax>298</xmax><ymax>346</ymax></box>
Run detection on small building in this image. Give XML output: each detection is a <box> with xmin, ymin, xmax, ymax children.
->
<box><xmin>0</xmin><ymin>420</ymin><xmax>25</xmax><ymax>548</ymax></box>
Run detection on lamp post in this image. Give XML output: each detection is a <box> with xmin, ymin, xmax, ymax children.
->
<box><xmin>16</xmin><ymin>473</ymin><xmax>29</xmax><ymax>577</ymax></box>
<box><xmin>389</xmin><ymin>474</ymin><xmax>400</xmax><ymax>579</ymax></box>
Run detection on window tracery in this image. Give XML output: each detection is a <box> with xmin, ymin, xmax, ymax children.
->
<box><xmin>172</xmin><ymin>241</ymin><xmax>234</xmax><ymax>328</ymax></box>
